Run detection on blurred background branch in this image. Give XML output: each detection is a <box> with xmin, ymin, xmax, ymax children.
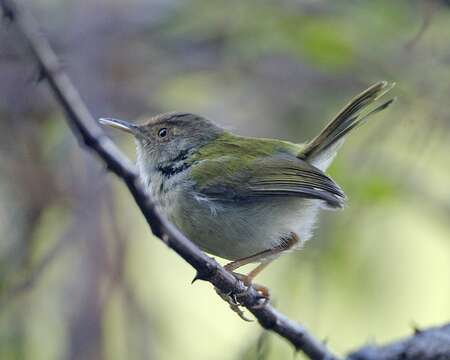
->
<box><xmin>0</xmin><ymin>0</ymin><xmax>449</xmax><ymax>359</ymax></box>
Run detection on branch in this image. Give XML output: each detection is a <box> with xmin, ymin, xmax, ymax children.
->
<box><xmin>0</xmin><ymin>1</ymin><xmax>336</xmax><ymax>359</ymax></box>
<box><xmin>0</xmin><ymin>233</ymin><xmax>68</xmax><ymax>309</ymax></box>
<box><xmin>348</xmin><ymin>324</ymin><xmax>450</xmax><ymax>360</ymax></box>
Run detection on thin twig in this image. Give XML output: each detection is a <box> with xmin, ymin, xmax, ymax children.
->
<box><xmin>0</xmin><ymin>1</ymin><xmax>337</xmax><ymax>359</ymax></box>
<box><xmin>0</xmin><ymin>233</ymin><xmax>68</xmax><ymax>309</ymax></box>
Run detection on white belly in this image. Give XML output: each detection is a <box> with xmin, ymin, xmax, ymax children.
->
<box><xmin>169</xmin><ymin>192</ymin><xmax>322</xmax><ymax>260</ymax></box>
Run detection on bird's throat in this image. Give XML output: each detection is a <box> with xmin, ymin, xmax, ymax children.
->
<box><xmin>156</xmin><ymin>161</ymin><xmax>191</xmax><ymax>178</ymax></box>
<box><xmin>155</xmin><ymin>148</ymin><xmax>193</xmax><ymax>179</ymax></box>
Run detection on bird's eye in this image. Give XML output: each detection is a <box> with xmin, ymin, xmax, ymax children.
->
<box><xmin>158</xmin><ymin>128</ymin><xmax>168</xmax><ymax>138</ymax></box>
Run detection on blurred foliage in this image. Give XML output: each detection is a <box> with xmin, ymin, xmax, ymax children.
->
<box><xmin>0</xmin><ymin>0</ymin><xmax>449</xmax><ymax>359</ymax></box>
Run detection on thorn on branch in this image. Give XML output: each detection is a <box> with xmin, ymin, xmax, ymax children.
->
<box><xmin>36</xmin><ymin>65</ymin><xmax>46</xmax><ymax>83</ymax></box>
<box><xmin>191</xmin><ymin>272</ymin><xmax>203</xmax><ymax>284</ymax></box>
<box><xmin>410</xmin><ymin>321</ymin><xmax>423</xmax><ymax>335</ymax></box>
<box><xmin>27</xmin><ymin>65</ymin><xmax>47</xmax><ymax>84</ymax></box>
<box><xmin>1</xmin><ymin>0</ymin><xmax>16</xmax><ymax>22</ymax></box>
<box><xmin>193</xmin><ymin>260</ymin><xmax>218</xmax><ymax>283</ymax></box>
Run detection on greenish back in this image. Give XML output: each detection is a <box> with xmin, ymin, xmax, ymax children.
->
<box><xmin>188</xmin><ymin>132</ymin><xmax>344</xmax><ymax>208</ymax></box>
<box><xmin>189</xmin><ymin>132</ymin><xmax>301</xmax><ymax>182</ymax></box>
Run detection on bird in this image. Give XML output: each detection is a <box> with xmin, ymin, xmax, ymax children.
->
<box><xmin>99</xmin><ymin>81</ymin><xmax>395</xmax><ymax>298</ymax></box>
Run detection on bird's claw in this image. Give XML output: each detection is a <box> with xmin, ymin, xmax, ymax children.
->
<box><xmin>214</xmin><ymin>272</ymin><xmax>271</xmax><ymax>320</ymax></box>
<box><xmin>234</xmin><ymin>286</ymin><xmax>270</xmax><ymax>309</ymax></box>
<box><xmin>232</xmin><ymin>272</ymin><xmax>271</xmax><ymax>301</ymax></box>
<box><xmin>251</xmin><ymin>296</ymin><xmax>270</xmax><ymax>309</ymax></box>
<box><xmin>214</xmin><ymin>287</ymin><xmax>253</xmax><ymax>322</ymax></box>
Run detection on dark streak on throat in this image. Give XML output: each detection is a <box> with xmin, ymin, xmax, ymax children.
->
<box><xmin>156</xmin><ymin>149</ymin><xmax>192</xmax><ymax>178</ymax></box>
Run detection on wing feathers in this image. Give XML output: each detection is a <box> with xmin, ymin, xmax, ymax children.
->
<box><xmin>193</xmin><ymin>157</ymin><xmax>345</xmax><ymax>208</ymax></box>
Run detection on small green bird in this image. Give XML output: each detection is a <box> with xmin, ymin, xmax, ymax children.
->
<box><xmin>100</xmin><ymin>81</ymin><xmax>394</xmax><ymax>296</ymax></box>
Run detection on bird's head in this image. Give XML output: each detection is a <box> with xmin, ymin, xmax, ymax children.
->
<box><xmin>99</xmin><ymin>112</ymin><xmax>223</xmax><ymax>167</ymax></box>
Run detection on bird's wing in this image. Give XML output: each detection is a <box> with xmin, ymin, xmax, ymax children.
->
<box><xmin>190</xmin><ymin>155</ymin><xmax>345</xmax><ymax>208</ymax></box>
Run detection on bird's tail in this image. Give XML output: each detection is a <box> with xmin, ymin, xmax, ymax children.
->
<box><xmin>299</xmin><ymin>81</ymin><xmax>395</xmax><ymax>170</ymax></box>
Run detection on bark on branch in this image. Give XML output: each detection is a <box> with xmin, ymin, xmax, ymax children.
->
<box><xmin>1</xmin><ymin>1</ymin><xmax>448</xmax><ymax>359</ymax></box>
<box><xmin>348</xmin><ymin>324</ymin><xmax>450</xmax><ymax>360</ymax></box>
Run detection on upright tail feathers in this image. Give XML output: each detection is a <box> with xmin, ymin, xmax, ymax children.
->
<box><xmin>299</xmin><ymin>81</ymin><xmax>395</xmax><ymax>170</ymax></box>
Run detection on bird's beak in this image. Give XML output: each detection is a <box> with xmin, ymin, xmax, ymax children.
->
<box><xmin>98</xmin><ymin>117</ymin><xmax>139</xmax><ymax>135</ymax></box>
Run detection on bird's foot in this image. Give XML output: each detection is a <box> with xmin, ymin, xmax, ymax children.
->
<box><xmin>232</xmin><ymin>272</ymin><xmax>271</xmax><ymax>301</ymax></box>
<box><xmin>214</xmin><ymin>272</ymin><xmax>271</xmax><ymax>321</ymax></box>
<box><xmin>214</xmin><ymin>287</ymin><xmax>252</xmax><ymax>322</ymax></box>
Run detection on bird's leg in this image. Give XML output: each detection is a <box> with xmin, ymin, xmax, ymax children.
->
<box><xmin>216</xmin><ymin>234</ymin><xmax>299</xmax><ymax>320</ymax></box>
<box><xmin>233</xmin><ymin>261</ymin><xmax>273</xmax><ymax>298</ymax></box>
<box><xmin>225</xmin><ymin>233</ymin><xmax>299</xmax><ymax>272</ymax></box>
<box><xmin>224</xmin><ymin>248</ymin><xmax>277</xmax><ymax>272</ymax></box>
<box><xmin>224</xmin><ymin>233</ymin><xmax>300</xmax><ymax>298</ymax></box>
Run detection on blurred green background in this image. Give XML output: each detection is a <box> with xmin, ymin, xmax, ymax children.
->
<box><xmin>1</xmin><ymin>0</ymin><xmax>449</xmax><ymax>359</ymax></box>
